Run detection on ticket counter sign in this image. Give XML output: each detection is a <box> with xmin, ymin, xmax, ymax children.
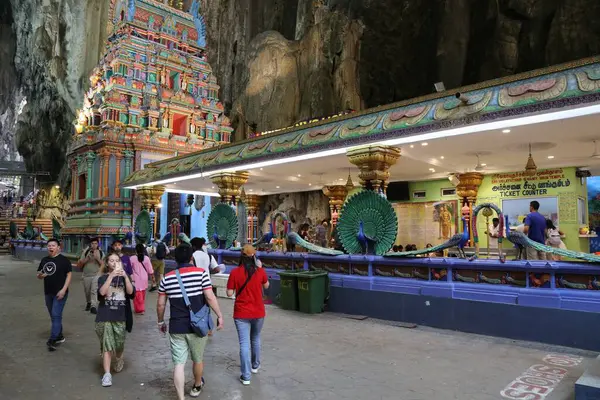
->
<box><xmin>490</xmin><ymin>169</ymin><xmax>571</xmax><ymax>198</ymax></box>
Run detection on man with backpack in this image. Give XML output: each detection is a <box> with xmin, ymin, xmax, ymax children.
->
<box><xmin>77</xmin><ymin>237</ymin><xmax>104</xmax><ymax>314</ymax></box>
<box><xmin>150</xmin><ymin>234</ymin><xmax>169</xmax><ymax>291</ymax></box>
<box><xmin>157</xmin><ymin>245</ymin><xmax>224</xmax><ymax>399</ymax></box>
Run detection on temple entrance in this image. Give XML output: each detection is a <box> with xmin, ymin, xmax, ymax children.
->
<box><xmin>172</xmin><ymin>113</ymin><xmax>187</xmax><ymax>136</ymax></box>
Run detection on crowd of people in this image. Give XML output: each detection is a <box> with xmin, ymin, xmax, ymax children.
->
<box><xmin>36</xmin><ymin>237</ymin><xmax>270</xmax><ymax>399</ymax></box>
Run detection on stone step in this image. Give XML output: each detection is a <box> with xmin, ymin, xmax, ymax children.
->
<box><xmin>576</xmin><ymin>355</ymin><xmax>600</xmax><ymax>399</ymax></box>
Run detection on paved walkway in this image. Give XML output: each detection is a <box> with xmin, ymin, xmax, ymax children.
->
<box><xmin>0</xmin><ymin>256</ymin><xmax>593</xmax><ymax>400</ymax></box>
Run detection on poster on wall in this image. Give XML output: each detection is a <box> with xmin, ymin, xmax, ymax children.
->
<box><xmin>502</xmin><ymin>197</ymin><xmax>558</xmax><ymax>227</ymax></box>
<box><xmin>393</xmin><ymin>200</ymin><xmax>458</xmax><ymax>249</ymax></box>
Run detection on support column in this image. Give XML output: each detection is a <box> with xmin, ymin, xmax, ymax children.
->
<box><xmin>244</xmin><ymin>194</ymin><xmax>264</xmax><ymax>243</ymax></box>
<box><xmin>85</xmin><ymin>151</ymin><xmax>96</xmax><ymax>214</ymax></box>
<box><xmin>210</xmin><ymin>171</ymin><xmax>249</xmax><ymax>204</ymax></box>
<box><xmin>69</xmin><ymin>158</ymin><xmax>77</xmax><ymax>202</ymax></box>
<box><xmin>456</xmin><ymin>172</ymin><xmax>484</xmax><ymax>246</ymax></box>
<box><xmin>114</xmin><ymin>151</ymin><xmax>123</xmax><ymax>200</ymax></box>
<box><xmin>346</xmin><ymin>145</ymin><xmax>401</xmax><ymax>194</ymax></box>
<box><xmin>98</xmin><ymin>148</ymin><xmax>111</xmax><ymax>213</ymax></box>
<box><xmin>322</xmin><ymin>185</ymin><xmax>348</xmax><ymax>227</ymax></box>
<box><xmin>137</xmin><ymin>185</ymin><xmax>166</xmax><ymax>211</ymax></box>
<box><xmin>123</xmin><ymin>150</ymin><xmax>134</xmax><ymax>203</ymax></box>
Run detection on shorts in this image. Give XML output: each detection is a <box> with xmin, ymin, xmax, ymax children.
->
<box><xmin>95</xmin><ymin>321</ymin><xmax>126</xmax><ymax>353</ymax></box>
<box><xmin>152</xmin><ymin>259</ymin><xmax>165</xmax><ymax>275</ymax></box>
<box><xmin>169</xmin><ymin>333</ymin><xmax>207</xmax><ymax>365</ymax></box>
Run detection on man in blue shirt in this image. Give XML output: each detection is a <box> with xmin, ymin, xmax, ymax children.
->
<box><xmin>524</xmin><ymin>200</ymin><xmax>547</xmax><ymax>260</ymax></box>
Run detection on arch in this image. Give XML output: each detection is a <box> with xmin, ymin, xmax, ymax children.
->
<box><xmin>269</xmin><ymin>211</ymin><xmax>291</xmax><ymax>236</ymax></box>
<box><xmin>471</xmin><ymin>202</ymin><xmax>504</xmax><ymax>257</ymax></box>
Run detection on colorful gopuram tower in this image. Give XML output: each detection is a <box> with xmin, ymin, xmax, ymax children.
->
<box><xmin>63</xmin><ymin>0</ymin><xmax>232</xmax><ymax>254</ymax></box>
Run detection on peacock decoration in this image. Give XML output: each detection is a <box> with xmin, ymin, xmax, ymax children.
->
<box><xmin>503</xmin><ymin>215</ymin><xmax>600</xmax><ymax>262</ymax></box>
<box><xmin>178</xmin><ymin>232</ymin><xmax>191</xmax><ymax>245</ymax></box>
<box><xmin>24</xmin><ymin>221</ymin><xmax>36</xmax><ymax>240</ymax></box>
<box><xmin>337</xmin><ymin>190</ymin><xmax>398</xmax><ymax>256</ymax></box>
<box><xmin>52</xmin><ymin>218</ymin><xmax>62</xmax><ymax>239</ymax></box>
<box><xmin>385</xmin><ymin>217</ymin><xmax>470</xmax><ymax>258</ymax></box>
<box><xmin>287</xmin><ymin>232</ymin><xmax>344</xmax><ymax>255</ymax></box>
<box><xmin>206</xmin><ymin>203</ymin><xmax>238</xmax><ymax>249</ymax></box>
<box><xmin>134</xmin><ymin>210</ymin><xmax>152</xmax><ymax>244</ymax></box>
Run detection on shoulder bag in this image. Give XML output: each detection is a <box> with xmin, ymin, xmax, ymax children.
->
<box><xmin>175</xmin><ymin>269</ymin><xmax>214</xmax><ymax>337</ymax></box>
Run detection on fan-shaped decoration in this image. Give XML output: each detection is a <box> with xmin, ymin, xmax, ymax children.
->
<box><xmin>337</xmin><ymin>190</ymin><xmax>398</xmax><ymax>255</ymax></box>
<box><xmin>52</xmin><ymin>218</ymin><xmax>62</xmax><ymax>239</ymax></box>
<box><xmin>9</xmin><ymin>221</ymin><xmax>18</xmax><ymax>239</ymax></box>
<box><xmin>135</xmin><ymin>210</ymin><xmax>152</xmax><ymax>244</ymax></box>
<box><xmin>207</xmin><ymin>203</ymin><xmax>238</xmax><ymax>249</ymax></box>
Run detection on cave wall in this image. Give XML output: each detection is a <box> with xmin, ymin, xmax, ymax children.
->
<box><xmin>2</xmin><ymin>0</ymin><xmax>600</xmax><ymax>184</ymax></box>
<box><xmin>260</xmin><ymin>191</ymin><xmax>330</xmax><ymax>235</ymax></box>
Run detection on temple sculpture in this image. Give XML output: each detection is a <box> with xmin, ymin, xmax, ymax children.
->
<box><xmin>62</xmin><ymin>0</ymin><xmax>232</xmax><ymax>254</ymax></box>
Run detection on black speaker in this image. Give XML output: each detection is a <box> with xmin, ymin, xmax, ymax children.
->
<box><xmin>387</xmin><ymin>182</ymin><xmax>410</xmax><ymax>201</ymax></box>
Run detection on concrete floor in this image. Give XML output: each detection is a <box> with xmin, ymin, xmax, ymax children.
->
<box><xmin>0</xmin><ymin>255</ymin><xmax>594</xmax><ymax>400</ymax></box>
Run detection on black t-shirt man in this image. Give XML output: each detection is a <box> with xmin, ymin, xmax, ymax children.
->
<box><xmin>37</xmin><ymin>254</ymin><xmax>73</xmax><ymax>295</ymax></box>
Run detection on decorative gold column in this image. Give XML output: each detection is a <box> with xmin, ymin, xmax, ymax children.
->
<box><xmin>243</xmin><ymin>194</ymin><xmax>264</xmax><ymax>243</ymax></box>
<box><xmin>210</xmin><ymin>171</ymin><xmax>249</xmax><ymax>203</ymax></box>
<box><xmin>322</xmin><ymin>185</ymin><xmax>348</xmax><ymax>226</ymax></box>
<box><xmin>456</xmin><ymin>172</ymin><xmax>484</xmax><ymax>245</ymax></box>
<box><xmin>137</xmin><ymin>185</ymin><xmax>166</xmax><ymax>210</ymax></box>
<box><xmin>346</xmin><ymin>145</ymin><xmax>401</xmax><ymax>193</ymax></box>
<box><xmin>244</xmin><ymin>194</ymin><xmax>264</xmax><ymax>216</ymax></box>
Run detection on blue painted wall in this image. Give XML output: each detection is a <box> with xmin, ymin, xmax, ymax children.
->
<box><xmin>190</xmin><ymin>195</ymin><xmax>211</xmax><ymax>239</ymax></box>
<box><xmin>159</xmin><ymin>192</ymin><xmax>168</xmax><ymax>239</ymax></box>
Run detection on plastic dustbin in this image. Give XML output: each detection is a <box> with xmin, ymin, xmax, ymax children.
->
<box><xmin>297</xmin><ymin>271</ymin><xmax>329</xmax><ymax>314</ymax></box>
<box><xmin>277</xmin><ymin>270</ymin><xmax>304</xmax><ymax>311</ymax></box>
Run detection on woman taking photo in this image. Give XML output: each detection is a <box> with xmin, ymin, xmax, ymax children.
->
<box><xmin>96</xmin><ymin>252</ymin><xmax>135</xmax><ymax>387</ymax></box>
<box><xmin>226</xmin><ymin>244</ymin><xmax>269</xmax><ymax>386</ymax></box>
<box><xmin>129</xmin><ymin>243</ymin><xmax>155</xmax><ymax>314</ymax></box>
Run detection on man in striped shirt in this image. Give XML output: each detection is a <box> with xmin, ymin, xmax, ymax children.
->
<box><xmin>157</xmin><ymin>245</ymin><xmax>224</xmax><ymax>399</ymax></box>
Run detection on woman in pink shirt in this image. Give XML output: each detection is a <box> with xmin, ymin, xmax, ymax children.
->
<box><xmin>129</xmin><ymin>244</ymin><xmax>155</xmax><ymax>314</ymax></box>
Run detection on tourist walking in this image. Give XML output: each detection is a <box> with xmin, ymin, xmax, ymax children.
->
<box><xmin>130</xmin><ymin>244</ymin><xmax>155</xmax><ymax>314</ymax></box>
<box><xmin>156</xmin><ymin>245</ymin><xmax>224</xmax><ymax>399</ymax></box>
<box><xmin>191</xmin><ymin>237</ymin><xmax>223</xmax><ymax>275</ymax></box>
<box><xmin>37</xmin><ymin>238</ymin><xmax>72</xmax><ymax>352</ymax></box>
<box><xmin>524</xmin><ymin>201</ymin><xmax>547</xmax><ymax>260</ymax></box>
<box><xmin>96</xmin><ymin>252</ymin><xmax>135</xmax><ymax>387</ymax></box>
<box><xmin>111</xmin><ymin>239</ymin><xmax>132</xmax><ymax>275</ymax></box>
<box><xmin>150</xmin><ymin>234</ymin><xmax>169</xmax><ymax>291</ymax></box>
<box><xmin>226</xmin><ymin>244</ymin><xmax>270</xmax><ymax>385</ymax></box>
<box><xmin>77</xmin><ymin>237</ymin><xmax>104</xmax><ymax>314</ymax></box>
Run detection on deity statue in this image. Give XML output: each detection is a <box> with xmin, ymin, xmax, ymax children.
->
<box><xmin>160</xmin><ymin>68</ymin><xmax>167</xmax><ymax>85</ymax></box>
<box><xmin>180</xmin><ymin>74</ymin><xmax>188</xmax><ymax>91</ymax></box>
<box><xmin>439</xmin><ymin>204</ymin><xmax>452</xmax><ymax>239</ymax></box>
<box><xmin>182</xmin><ymin>29</ymin><xmax>188</xmax><ymax>42</ymax></box>
<box><xmin>148</xmin><ymin>15</ymin><xmax>155</xmax><ymax>30</ymax></box>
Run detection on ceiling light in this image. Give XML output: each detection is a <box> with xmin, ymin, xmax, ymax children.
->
<box><xmin>165</xmin><ymin>188</ymin><xmax>219</xmax><ymax>197</ymax></box>
<box><xmin>276</xmin><ymin>186</ymin><xmax>280</xmax><ymax>189</ymax></box>
<box><xmin>410</xmin><ymin>145</ymin><xmax>414</xmax><ymax>148</ymax></box>
<box><xmin>260</xmin><ymin>168</ymin><xmax>263</xmax><ymax>170</ymax></box>
<box><xmin>297</xmin><ymin>174</ymin><xmax>301</xmax><ymax>177</ymax></box>
<box><xmin>547</xmin><ymin>155</ymin><xmax>554</xmax><ymax>159</ymax></box>
<box><xmin>338</xmin><ymin>178</ymin><xmax>344</xmax><ymax>181</ymax></box>
<box><xmin>440</xmin><ymin>156</ymin><xmax>445</xmax><ymax>159</ymax></box>
<box><xmin>249</xmin><ymin>189</ymin><xmax>253</xmax><ymax>192</ymax></box>
<box><xmin>429</xmin><ymin>168</ymin><xmax>435</xmax><ymax>172</ymax></box>
<box><xmin>481</xmin><ymin>163</ymin><xmax>487</xmax><ymax>167</ymax></box>
<box><xmin>211</xmin><ymin>186</ymin><xmax>215</xmax><ymax>189</ymax></box>
<box><xmin>308</xmin><ymin>183</ymin><xmax>312</xmax><ymax>186</ymax></box>
<box><xmin>502</xmin><ymin>129</ymin><xmax>511</xmax><ymax>133</ymax></box>
<box><xmin>421</xmin><ymin>142</ymin><xmax>428</xmax><ymax>146</ymax></box>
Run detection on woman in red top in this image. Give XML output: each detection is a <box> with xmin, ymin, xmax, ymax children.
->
<box><xmin>226</xmin><ymin>244</ymin><xmax>269</xmax><ymax>386</ymax></box>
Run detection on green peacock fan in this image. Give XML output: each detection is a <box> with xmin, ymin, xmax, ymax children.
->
<box><xmin>337</xmin><ymin>190</ymin><xmax>398</xmax><ymax>255</ymax></box>
<box><xmin>135</xmin><ymin>210</ymin><xmax>152</xmax><ymax>244</ymax></box>
<box><xmin>207</xmin><ymin>203</ymin><xmax>238</xmax><ymax>249</ymax></box>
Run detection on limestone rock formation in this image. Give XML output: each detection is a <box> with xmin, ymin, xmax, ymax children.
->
<box><xmin>261</xmin><ymin>191</ymin><xmax>330</xmax><ymax>233</ymax></box>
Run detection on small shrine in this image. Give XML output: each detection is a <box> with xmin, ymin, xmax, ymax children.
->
<box><xmin>62</xmin><ymin>0</ymin><xmax>232</xmax><ymax>254</ymax></box>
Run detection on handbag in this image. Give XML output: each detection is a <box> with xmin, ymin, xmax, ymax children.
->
<box><xmin>175</xmin><ymin>269</ymin><xmax>214</xmax><ymax>337</ymax></box>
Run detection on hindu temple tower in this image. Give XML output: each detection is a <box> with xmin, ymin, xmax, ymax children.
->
<box><xmin>63</xmin><ymin>0</ymin><xmax>232</xmax><ymax>254</ymax></box>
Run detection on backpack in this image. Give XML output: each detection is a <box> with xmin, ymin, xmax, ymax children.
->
<box><xmin>156</xmin><ymin>242</ymin><xmax>166</xmax><ymax>260</ymax></box>
<box><xmin>547</xmin><ymin>229</ymin><xmax>562</xmax><ymax>246</ymax></box>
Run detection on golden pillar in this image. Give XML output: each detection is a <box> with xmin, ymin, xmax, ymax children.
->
<box><xmin>244</xmin><ymin>194</ymin><xmax>264</xmax><ymax>216</ymax></box>
<box><xmin>243</xmin><ymin>194</ymin><xmax>264</xmax><ymax>243</ymax></box>
<box><xmin>322</xmin><ymin>185</ymin><xmax>348</xmax><ymax>226</ymax></box>
<box><xmin>137</xmin><ymin>185</ymin><xmax>166</xmax><ymax>210</ymax></box>
<box><xmin>210</xmin><ymin>171</ymin><xmax>250</xmax><ymax>203</ymax></box>
<box><xmin>346</xmin><ymin>145</ymin><xmax>401</xmax><ymax>193</ymax></box>
<box><xmin>456</xmin><ymin>172</ymin><xmax>484</xmax><ymax>245</ymax></box>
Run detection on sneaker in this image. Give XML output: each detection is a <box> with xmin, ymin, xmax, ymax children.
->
<box><xmin>190</xmin><ymin>384</ymin><xmax>203</xmax><ymax>397</ymax></box>
<box><xmin>55</xmin><ymin>335</ymin><xmax>66</xmax><ymax>344</ymax></box>
<box><xmin>149</xmin><ymin>286</ymin><xmax>157</xmax><ymax>292</ymax></box>
<box><xmin>240</xmin><ymin>376</ymin><xmax>250</xmax><ymax>386</ymax></box>
<box><xmin>90</xmin><ymin>307</ymin><xmax>97</xmax><ymax>315</ymax></box>
<box><xmin>114</xmin><ymin>357</ymin><xmax>124</xmax><ymax>373</ymax></box>
<box><xmin>46</xmin><ymin>340</ymin><xmax>57</xmax><ymax>352</ymax></box>
<box><xmin>101</xmin><ymin>373</ymin><xmax>112</xmax><ymax>387</ymax></box>
<box><xmin>85</xmin><ymin>302</ymin><xmax>91</xmax><ymax>311</ymax></box>
<box><xmin>251</xmin><ymin>365</ymin><xmax>260</xmax><ymax>374</ymax></box>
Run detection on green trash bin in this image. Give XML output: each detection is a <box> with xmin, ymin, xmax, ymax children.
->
<box><xmin>277</xmin><ymin>270</ymin><xmax>304</xmax><ymax>310</ymax></box>
<box><xmin>297</xmin><ymin>271</ymin><xmax>329</xmax><ymax>314</ymax></box>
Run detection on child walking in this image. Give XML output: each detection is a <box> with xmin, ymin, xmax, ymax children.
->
<box><xmin>96</xmin><ymin>252</ymin><xmax>135</xmax><ymax>387</ymax></box>
<box><xmin>130</xmin><ymin>244</ymin><xmax>155</xmax><ymax>314</ymax></box>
